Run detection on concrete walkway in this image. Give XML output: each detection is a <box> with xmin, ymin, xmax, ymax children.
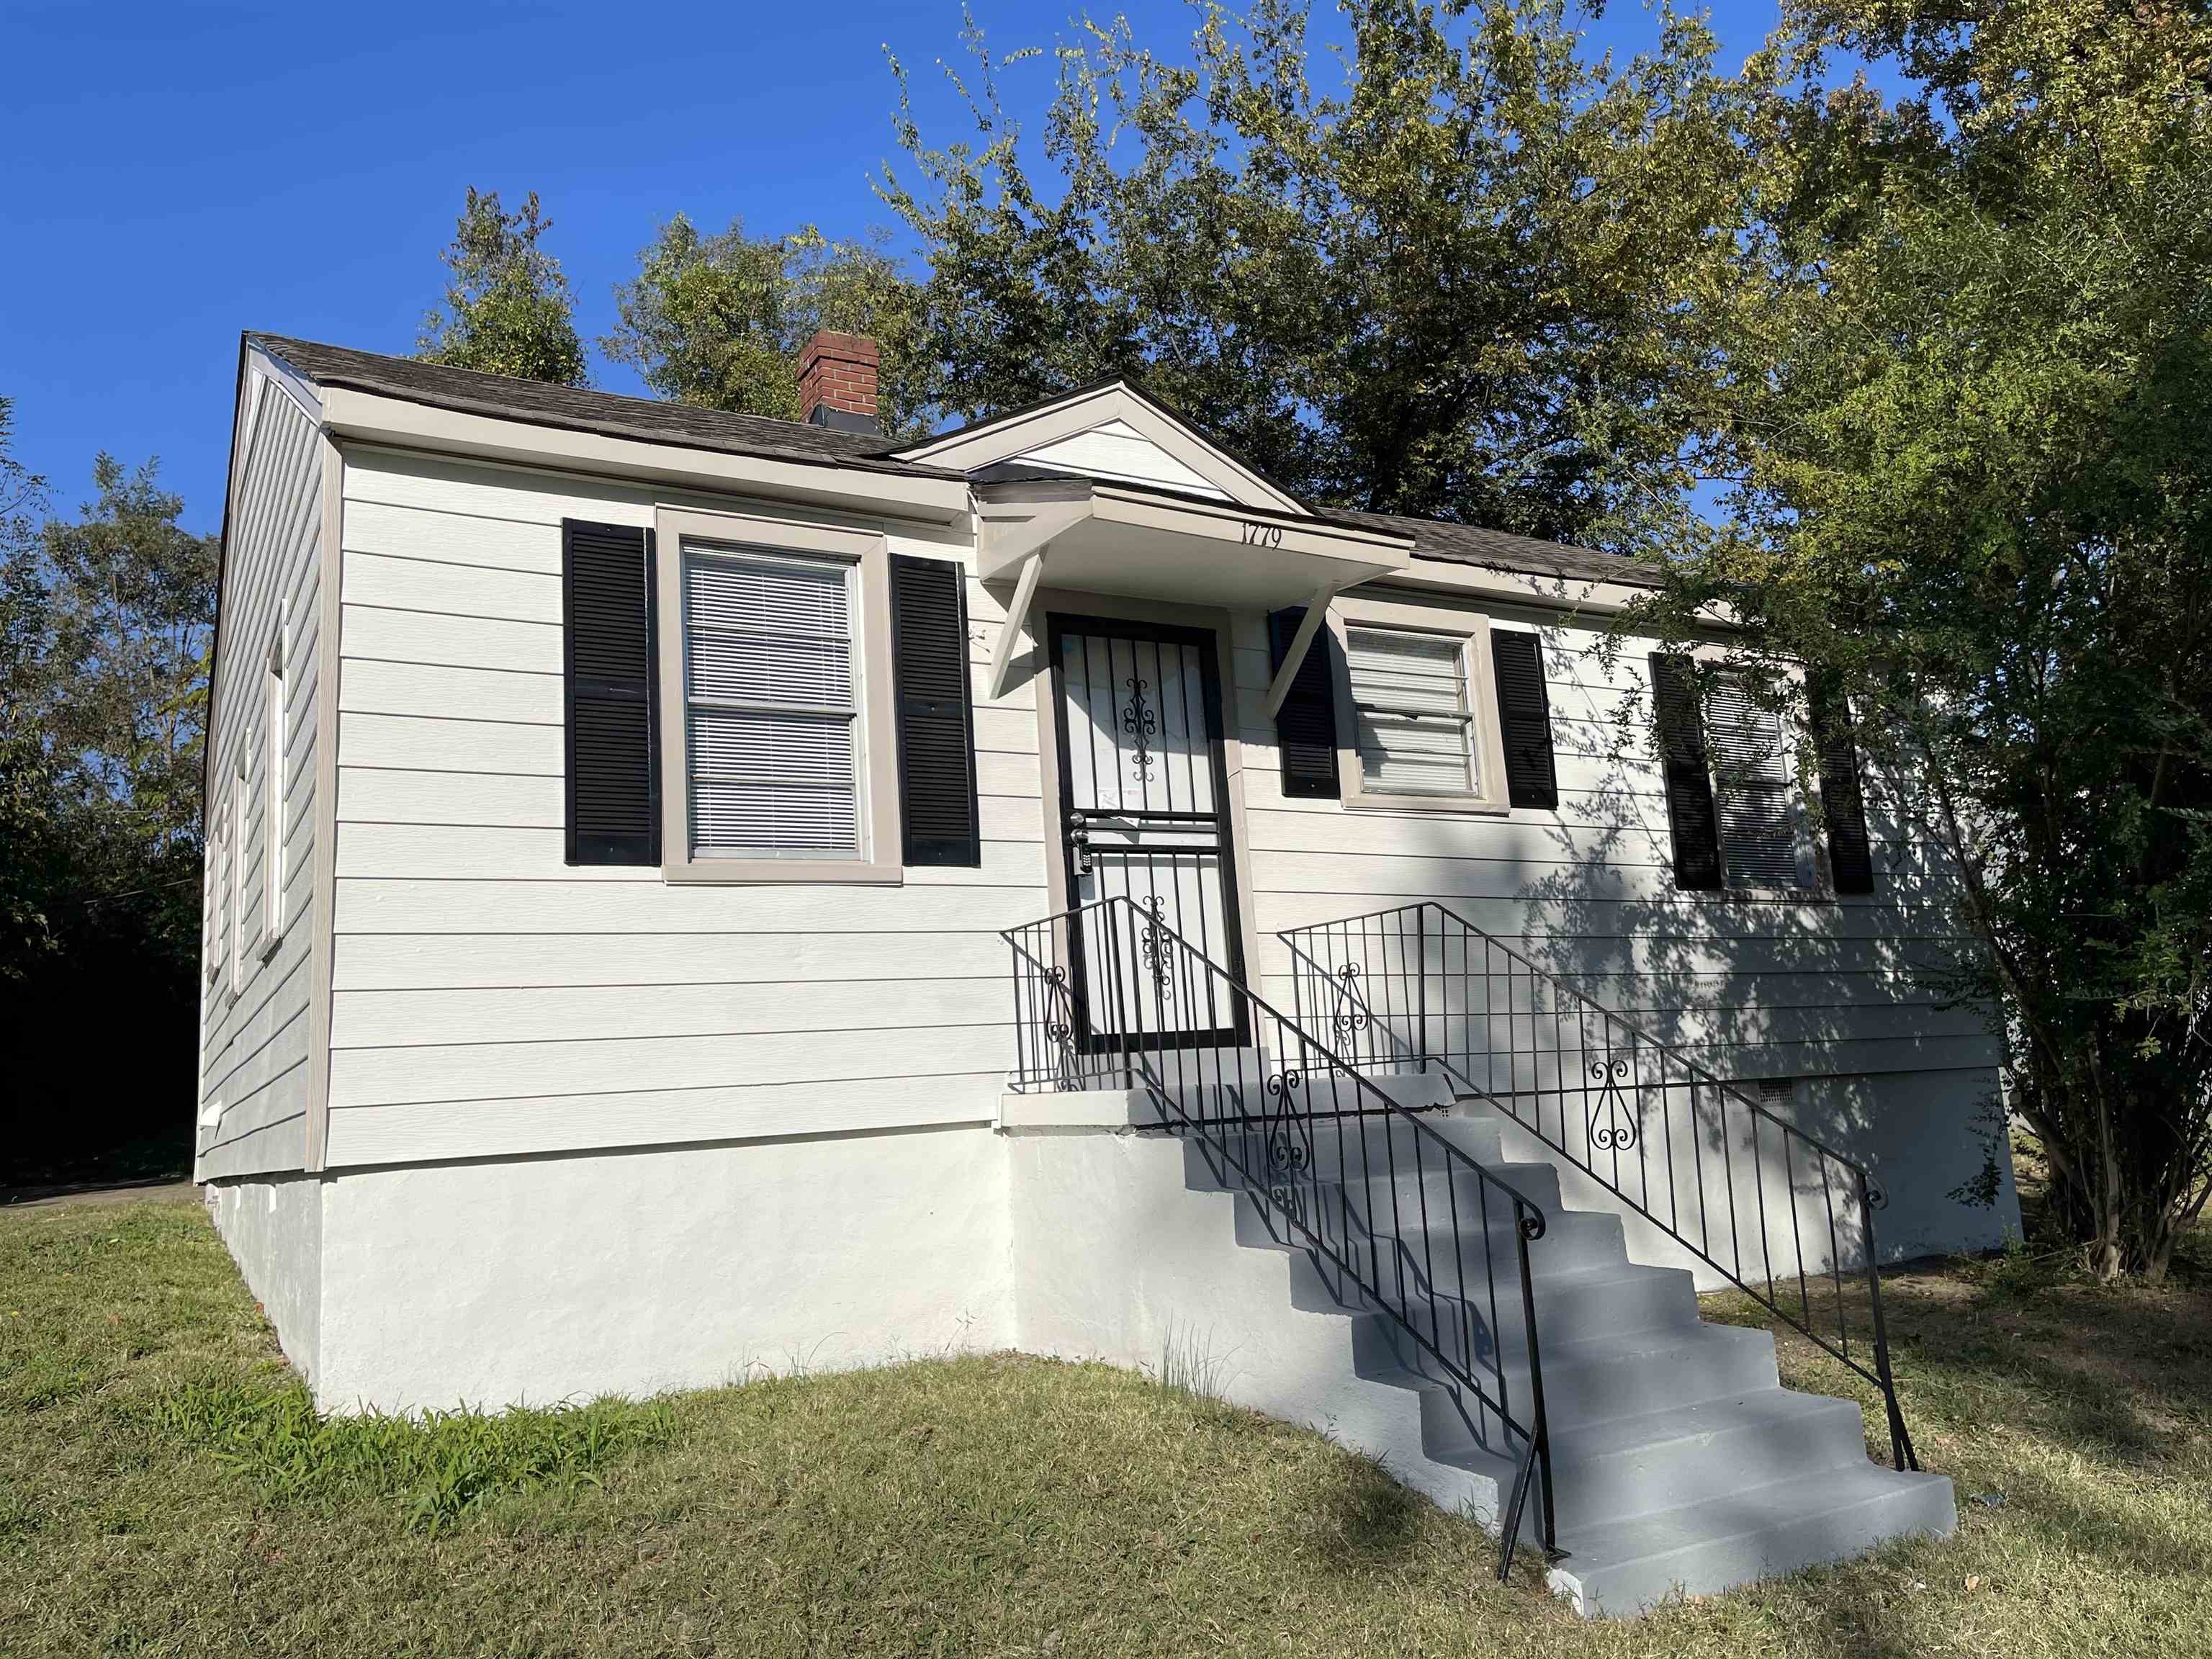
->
<box><xmin>0</xmin><ymin>1178</ymin><xmax>198</xmax><ymax>1211</ymax></box>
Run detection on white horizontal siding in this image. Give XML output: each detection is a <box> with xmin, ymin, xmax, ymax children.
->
<box><xmin>1228</xmin><ymin>600</ymin><xmax>1997</xmax><ymax>1080</ymax></box>
<box><xmin>327</xmin><ymin>450</ymin><xmax>1051</xmax><ymax>1166</ymax></box>
<box><xmin>198</xmin><ymin>377</ymin><xmax>324</xmax><ymax>1183</ymax></box>
<box><xmin>324</xmin><ymin>444</ymin><xmax>1992</xmax><ymax>1175</ymax></box>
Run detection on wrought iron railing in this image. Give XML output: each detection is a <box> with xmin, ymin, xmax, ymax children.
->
<box><xmin>1003</xmin><ymin>896</ymin><xmax>1558</xmax><ymax>1574</ymax></box>
<box><xmin>1278</xmin><ymin>902</ymin><xmax>1919</xmax><ymax>1473</ymax></box>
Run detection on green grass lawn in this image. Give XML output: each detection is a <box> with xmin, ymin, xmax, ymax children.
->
<box><xmin>3</xmin><ymin>1196</ymin><xmax>2208</xmax><ymax>1657</ymax></box>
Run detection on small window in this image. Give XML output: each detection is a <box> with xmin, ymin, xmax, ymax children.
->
<box><xmin>1346</xmin><ymin>626</ymin><xmax>1477</xmax><ymax>796</ymax></box>
<box><xmin>229</xmin><ymin>761</ymin><xmax>248</xmax><ymax>996</ymax></box>
<box><xmin>682</xmin><ymin>547</ymin><xmax>864</xmax><ymax>859</ymax></box>
<box><xmin>262</xmin><ymin>637</ymin><xmax>287</xmax><ymax>952</ymax></box>
<box><xmin>204</xmin><ymin>822</ymin><xmax>225</xmax><ymax>987</ymax></box>
<box><xmin>1707</xmin><ymin>675</ymin><xmax>1813</xmax><ymax>891</ymax></box>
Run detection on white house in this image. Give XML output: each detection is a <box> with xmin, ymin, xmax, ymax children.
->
<box><xmin>196</xmin><ymin>329</ymin><xmax>2013</xmax><ymax>1613</ymax></box>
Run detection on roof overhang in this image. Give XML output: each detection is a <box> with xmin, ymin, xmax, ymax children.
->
<box><xmin>318</xmin><ymin>387</ymin><xmax>974</xmax><ymax>526</ymax></box>
<box><xmin>974</xmin><ymin>477</ymin><xmax>1411</xmax><ymax>607</ymax></box>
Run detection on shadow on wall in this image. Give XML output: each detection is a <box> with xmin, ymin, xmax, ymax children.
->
<box><xmin>1273</xmin><ymin>611</ymin><xmax>2012</xmax><ymax>1271</ymax></box>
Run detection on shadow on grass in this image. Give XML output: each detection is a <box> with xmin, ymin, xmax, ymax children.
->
<box><xmin>1298</xmin><ymin>1452</ymin><xmax>1429</xmax><ymax>1570</ymax></box>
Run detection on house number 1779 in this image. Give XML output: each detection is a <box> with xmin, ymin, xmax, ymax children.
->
<box><xmin>1241</xmin><ymin>520</ymin><xmax>1285</xmax><ymax>547</ymax></box>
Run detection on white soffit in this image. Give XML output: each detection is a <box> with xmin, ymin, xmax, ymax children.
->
<box><xmin>975</xmin><ymin>480</ymin><xmax>1410</xmax><ymax>609</ymax></box>
<box><xmin>896</xmin><ymin>382</ymin><xmax>1310</xmax><ymax>516</ymax></box>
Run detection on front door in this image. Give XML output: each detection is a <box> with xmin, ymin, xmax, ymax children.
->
<box><xmin>1048</xmin><ymin>613</ymin><xmax>1247</xmax><ymax>1051</ymax></box>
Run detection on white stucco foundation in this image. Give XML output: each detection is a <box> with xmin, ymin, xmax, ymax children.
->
<box><xmin>202</xmin><ymin>1066</ymin><xmax>2012</xmax><ymax>1419</ymax></box>
<box><xmin>211</xmin><ymin>1123</ymin><xmax>1011</xmax><ymax>1413</ymax></box>
<box><xmin>207</xmin><ymin>1173</ymin><xmax>324</xmax><ymax>1384</ymax></box>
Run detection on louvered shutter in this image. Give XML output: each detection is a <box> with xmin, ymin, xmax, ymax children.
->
<box><xmin>1650</xmin><ymin>653</ymin><xmax>1722</xmax><ymax>891</ymax></box>
<box><xmin>1268</xmin><ymin>608</ymin><xmax>1341</xmax><ymax>799</ymax></box>
<box><xmin>891</xmin><ymin>554</ymin><xmax>981</xmax><ymax>866</ymax></box>
<box><xmin>562</xmin><ymin>520</ymin><xmax>659</xmax><ymax>866</ymax></box>
<box><xmin>1491</xmin><ymin>629</ymin><xmax>1558</xmax><ymax>809</ymax></box>
<box><xmin>1809</xmin><ymin>673</ymin><xmax>1875</xmax><ymax>894</ymax></box>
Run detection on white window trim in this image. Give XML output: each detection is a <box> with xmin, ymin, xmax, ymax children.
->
<box><xmin>655</xmin><ymin>505</ymin><xmax>903</xmax><ymax>885</ymax></box>
<box><xmin>261</xmin><ymin>632</ymin><xmax>287</xmax><ymax>958</ymax></box>
<box><xmin>1325</xmin><ymin>594</ymin><xmax>1511</xmax><ymax>815</ymax></box>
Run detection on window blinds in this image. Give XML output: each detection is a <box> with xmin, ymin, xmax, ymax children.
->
<box><xmin>684</xmin><ymin>551</ymin><xmax>862</xmax><ymax>855</ymax></box>
<box><xmin>1707</xmin><ymin>676</ymin><xmax>1803</xmax><ymax>889</ymax></box>
<box><xmin>1346</xmin><ymin>626</ymin><xmax>1475</xmax><ymax>794</ymax></box>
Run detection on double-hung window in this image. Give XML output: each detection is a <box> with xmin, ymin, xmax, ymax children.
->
<box><xmin>1327</xmin><ymin>598</ymin><xmax>1511</xmax><ymax>814</ymax></box>
<box><xmin>1707</xmin><ymin>674</ymin><xmax>1815</xmax><ymax>891</ymax></box>
<box><xmin>1347</xmin><ymin>626</ymin><xmax>1477</xmax><ymax>795</ymax></box>
<box><xmin>1653</xmin><ymin>653</ymin><xmax>1848</xmax><ymax>894</ymax></box>
<box><xmin>683</xmin><ymin>548</ymin><xmax>863</xmax><ymax>858</ymax></box>
<box><xmin>655</xmin><ymin>508</ymin><xmax>902</xmax><ymax>884</ymax></box>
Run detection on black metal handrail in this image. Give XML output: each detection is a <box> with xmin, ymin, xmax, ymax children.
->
<box><xmin>1278</xmin><ymin>902</ymin><xmax>1919</xmax><ymax>1473</ymax></box>
<box><xmin>1003</xmin><ymin>896</ymin><xmax>1559</xmax><ymax>1575</ymax></box>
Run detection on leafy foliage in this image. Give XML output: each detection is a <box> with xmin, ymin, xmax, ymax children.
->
<box><xmin>1627</xmin><ymin>0</ymin><xmax>2212</xmax><ymax>1277</ymax></box>
<box><xmin>603</xmin><ymin>215</ymin><xmax>927</xmax><ymax>436</ymax></box>
<box><xmin>878</xmin><ymin>0</ymin><xmax>1745</xmax><ymax>537</ymax></box>
<box><xmin>0</xmin><ymin>440</ymin><xmax>215</xmax><ymax>1178</ymax></box>
<box><xmin>418</xmin><ymin>187</ymin><xmax>588</xmax><ymax>387</ymax></box>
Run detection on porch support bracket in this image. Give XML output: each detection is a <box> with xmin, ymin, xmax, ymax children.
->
<box><xmin>1263</xmin><ymin>581</ymin><xmax>1342</xmax><ymax>720</ymax></box>
<box><xmin>987</xmin><ymin>547</ymin><xmax>1049</xmax><ymax>701</ymax></box>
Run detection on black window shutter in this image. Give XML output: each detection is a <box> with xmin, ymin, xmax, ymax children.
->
<box><xmin>891</xmin><ymin>554</ymin><xmax>981</xmax><ymax>866</ymax></box>
<box><xmin>562</xmin><ymin>520</ymin><xmax>658</xmax><ymax>866</ymax></box>
<box><xmin>1491</xmin><ymin>629</ymin><xmax>1558</xmax><ymax>809</ymax></box>
<box><xmin>1269</xmin><ymin>607</ymin><xmax>1341</xmax><ymax>799</ymax></box>
<box><xmin>1809</xmin><ymin>673</ymin><xmax>1875</xmax><ymax>894</ymax></box>
<box><xmin>1650</xmin><ymin>653</ymin><xmax>1722</xmax><ymax>891</ymax></box>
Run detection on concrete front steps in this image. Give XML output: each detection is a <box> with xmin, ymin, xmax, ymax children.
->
<box><xmin>1178</xmin><ymin>1092</ymin><xmax>1955</xmax><ymax>1616</ymax></box>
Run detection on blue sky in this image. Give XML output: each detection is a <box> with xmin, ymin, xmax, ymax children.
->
<box><xmin>1</xmin><ymin>1</ymin><xmax>1789</xmax><ymax>534</ymax></box>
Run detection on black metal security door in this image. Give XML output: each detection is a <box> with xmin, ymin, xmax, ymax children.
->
<box><xmin>1048</xmin><ymin>614</ymin><xmax>1249</xmax><ymax>1051</ymax></box>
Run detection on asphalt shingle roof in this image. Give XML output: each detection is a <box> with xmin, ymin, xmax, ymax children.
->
<box><xmin>248</xmin><ymin>333</ymin><xmax>1654</xmax><ymax>587</ymax></box>
<box><xmin>248</xmin><ymin>333</ymin><xmax>962</xmax><ymax>481</ymax></box>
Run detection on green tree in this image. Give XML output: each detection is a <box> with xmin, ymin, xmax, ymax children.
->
<box><xmin>418</xmin><ymin>187</ymin><xmax>588</xmax><ymax>387</ymax></box>
<box><xmin>603</xmin><ymin>215</ymin><xmax>927</xmax><ymax>436</ymax></box>
<box><xmin>35</xmin><ymin>456</ymin><xmax>220</xmax><ymax>852</ymax></box>
<box><xmin>0</xmin><ymin>396</ymin><xmax>56</xmax><ymax>981</ymax></box>
<box><xmin>878</xmin><ymin>0</ymin><xmax>1746</xmax><ymax>537</ymax></box>
<box><xmin>1631</xmin><ymin>0</ymin><xmax>2212</xmax><ymax>1277</ymax></box>
<box><xmin>1</xmin><ymin>437</ymin><xmax>212</xmax><ymax>1177</ymax></box>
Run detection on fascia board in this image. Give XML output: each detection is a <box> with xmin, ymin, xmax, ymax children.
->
<box><xmin>318</xmin><ymin>387</ymin><xmax>971</xmax><ymax>526</ymax></box>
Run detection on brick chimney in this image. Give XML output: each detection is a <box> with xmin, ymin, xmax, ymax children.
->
<box><xmin>797</xmin><ymin>331</ymin><xmax>881</xmax><ymax>435</ymax></box>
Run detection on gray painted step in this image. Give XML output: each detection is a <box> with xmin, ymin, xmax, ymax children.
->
<box><xmin>1545</xmin><ymin>1389</ymin><xmax>1873</xmax><ymax>1523</ymax></box>
<box><xmin>1169</xmin><ymin>1090</ymin><xmax>1954</xmax><ymax>1616</ymax></box>
<box><xmin>1549</xmin><ymin>1462</ymin><xmax>1959</xmax><ymax>1615</ymax></box>
<box><xmin>1392</xmin><ymin>1322</ymin><xmax>1782</xmax><ymax>1438</ymax></box>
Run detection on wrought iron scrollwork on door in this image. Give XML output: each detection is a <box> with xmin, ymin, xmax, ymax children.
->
<box><xmin>1120</xmin><ymin>675</ymin><xmax>1158</xmax><ymax>781</ymax></box>
<box><xmin>1588</xmin><ymin>1054</ymin><xmax>1640</xmax><ymax>1151</ymax></box>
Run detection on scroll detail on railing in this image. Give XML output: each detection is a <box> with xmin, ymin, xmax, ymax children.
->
<box><xmin>1278</xmin><ymin>901</ymin><xmax>1919</xmax><ymax>1475</ymax></box>
<box><xmin>1003</xmin><ymin>896</ymin><xmax>1561</xmax><ymax>1577</ymax></box>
